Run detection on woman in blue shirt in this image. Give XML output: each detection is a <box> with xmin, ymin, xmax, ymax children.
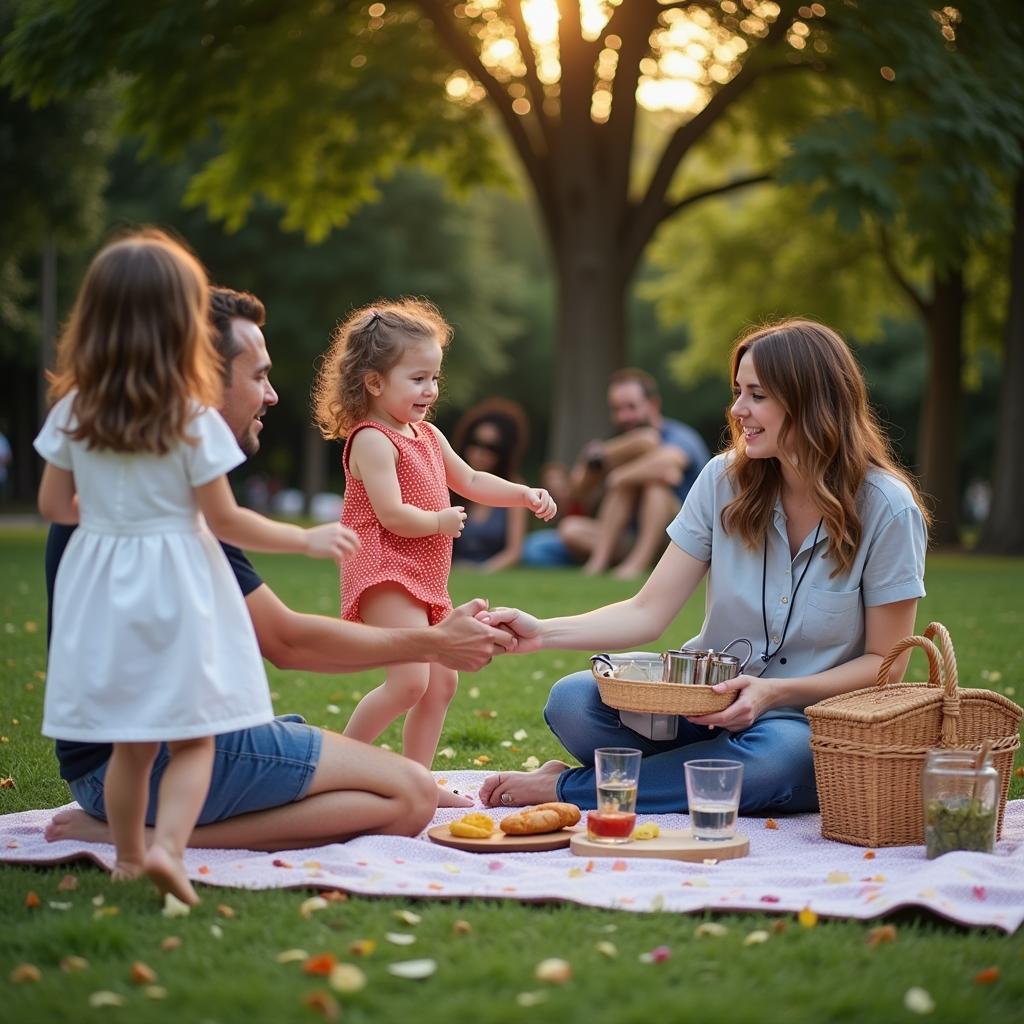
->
<box><xmin>480</xmin><ymin>319</ymin><xmax>930</xmax><ymax>814</ymax></box>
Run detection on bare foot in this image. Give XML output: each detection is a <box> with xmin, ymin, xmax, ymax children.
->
<box><xmin>112</xmin><ymin>861</ymin><xmax>144</xmax><ymax>882</ymax></box>
<box><xmin>435</xmin><ymin>786</ymin><xmax>473</xmax><ymax>808</ymax></box>
<box><xmin>581</xmin><ymin>560</ymin><xmax>607</xmax><ymax>577</ymax></box>
<box><xmin>46</xmin><ymin>808</ymin><xmax>114</xmax><ymax>845</ymax></box>
<box><xmin>144</xmin><ymin>843</ymin><xmax>199</xmax><ymax>906</ymax></box>
<box><xmin>479</xmin><ymin>760</ymin><xmax>568</xmax><ymax>808</ymax></box>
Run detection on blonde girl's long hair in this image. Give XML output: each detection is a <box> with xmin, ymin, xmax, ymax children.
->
<box><xmin>722</xmin><ymin>319</ymin><xmax>930</xmax><ymax>575</ymax></box>
<box><xmin>312</xmin><ymin>297</ymin><xmax>453</xmax><ymax>440</ymax></box>
<box><xmin>48</xmin><ymin>228</ymin><xmax>222</xmax><ymax>454</ymax></box>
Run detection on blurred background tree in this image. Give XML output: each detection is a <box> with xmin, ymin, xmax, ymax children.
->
<box><xmin>2</xmin><ymin>0</ymin><xmax>1022</xmax><ymax>550</ymax></box>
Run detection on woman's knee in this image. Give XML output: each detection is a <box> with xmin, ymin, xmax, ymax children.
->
<box><xmin>544</xmin><ymin>672</ymin><xmax>596</xmax><ymax>728</ymax></box>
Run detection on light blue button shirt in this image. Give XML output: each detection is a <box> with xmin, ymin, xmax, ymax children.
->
<box><xmin>666</xmin><ymin>454</ymin><xmax>927</xmax><ymax>712</ymax></box>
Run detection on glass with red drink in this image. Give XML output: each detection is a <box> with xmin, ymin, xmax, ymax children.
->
<box><xmin>586</xmin><ymin>747</ymin><xmax>642</xmax><ymax>844</ymax></box>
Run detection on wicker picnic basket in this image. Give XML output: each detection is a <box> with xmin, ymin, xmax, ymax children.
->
<box><xmin>591</xmin><ymin>657</ymin><xmax>737</xmax><ymax>716</ymax></box>
<box><xmin>806</xmin><ymin>622</ymin><xmax>1022</xmax><ymax>847</ymax></box>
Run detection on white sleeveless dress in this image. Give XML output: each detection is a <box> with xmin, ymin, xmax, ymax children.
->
<box><xmin>34</xmin><ymin>393</ymin><xmax>274</xmax><ymax>742</ymax></box>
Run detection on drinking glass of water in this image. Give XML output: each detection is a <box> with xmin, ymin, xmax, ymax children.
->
<box><xmin>587</xmin><ymin>747</ymin><xmax>642</xmax><ymax>843</ymax></box>
<box><xmin>684</xmin><ymin>759</ymin><xmax>743</xmax><ymax>841</ymax></box>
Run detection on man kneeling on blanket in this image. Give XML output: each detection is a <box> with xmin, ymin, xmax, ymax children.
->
<box><xmin>44</xmin><ymin>286</ymin><xmax>514</xmax><ymax>851</ymax></box>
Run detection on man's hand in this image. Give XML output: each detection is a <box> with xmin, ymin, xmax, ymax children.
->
<box><xmin>476</xmin><ymin>606</ymin><xmax>543</xmax><ymax>654</ymax></box>
<box><xmin>433</xmin><ymin>599</ymin><xmax>517</xmax><ymax>670</ymax></box>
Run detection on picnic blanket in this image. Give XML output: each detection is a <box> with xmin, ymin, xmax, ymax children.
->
<box><xmin>2</xmin><ymin>772</ymin><xmax>1022</xmax><ymax>932</ymax></box>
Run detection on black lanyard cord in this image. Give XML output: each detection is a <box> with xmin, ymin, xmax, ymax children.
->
<box><xmin>761</xmin><ymin>517</ymin><xmax>824</xmax><ymax>667</ymax></box>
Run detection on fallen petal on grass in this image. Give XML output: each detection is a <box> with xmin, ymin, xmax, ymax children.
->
<box><xmin>904</xmin><ymin>987</ymin><xmax>935</xmax><ymax>1014</ymax></box>
<box><xmin>161</xmin><ymin>893</ymin><xmax>191</xmax><ymax>918</ymax></box>
<box><xmin>516</xmin><ymin>991</ymin><xmax>548</xmax><ymax>1007</ymax></box>
<box><xmin>160</xmin><ymin>936</ymin><xmax>182</xmax><ymax>953</ymax></box>
<box><xmin>328</xmin><ymin>963</ymin><xmax>367</xmax><ymax>994</ymax></box>
<box><xmin>974</xmin><ymin>966</ymin><xmax>1000</xmax><ymax>985</ymax></box>
<box><xmin>130</xmin><ymin>961</ymin><xmax>157</xmax><ymax>985</ymax></box>
<box><xmin>535</xmin><ymin>958</ymin><xmax>572</xmax><ymax>983</ymax></box>
<box><xmin>276</xmin><ymin>949</ymin><xmax>309</xmax><ymax>965</ymax></box>
<box><xmin>10</xmin><ymin>963</ymin><xmax>41</xmax><ymax>983</ymax></box>
<box><xmin>387</xmin><ymin>959</ymin><xmax>437</xmax><ymax>980</ymax></box>
<box><xmin>61</xmin><ymin>955</ymin><xmax>89</xmax><ymax>973</ymax></box>
<box><xmin>798</xmin><ymin>907</ymin><xmax>818</xmax><ymax>928</ymax></box>
<box><xmin>88</xmin><ymin>991</ymin><xmax>125</xmax><ymax>1008</ymax></box>
<box><xmin>304</xmin><ymin>953</ymin><xmax>338</xmax><ymax>976</ymax></box>
<box><xmin>595</xmin><ymin>941</ymin><xmax>618</xmax><ymax>958</ymax></box>
<box><xmin>299</xmin><ymin>896</ymin><xmax>329</xmax><ymax>919</ymax></box>
<box><xmin>386</xmin><ymin>932</ymin><xmax>416</xmax><ymax>946</ymax></box>
<box><xmin>303</xmin><ymin>990</ymin><xmax>340</xmax><ymax>1019</ymax></box>
<box><xmin>393</xmin><ymin>909</ymin><xmax>421</xmax><ymax>926</ymax></box>
<box><xmin>695</xmin><ymin>923</ymin><xmax>728</xmax><ymax>938</ymax></box>
<box><xmin>866</xmin><ymin>925</ymin><xmax>897</xmax><ymax>947</ymax></box>
<box><xmin>744</xmin><ymin>930</ymin><xmax>770</xmax><ymax>945</ymax></box>
<box><xmin>452</xmin><ymin>919</ymin><xmax>472</xmax><ymax>936</ymax></box>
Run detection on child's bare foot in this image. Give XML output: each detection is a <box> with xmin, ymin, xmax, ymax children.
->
<box><xmin>111</xmin><ymin>860</ymin><xmax>145</xmax><ymax>882</ymax></box>
<box><xmin>144</xmin><ymin>843</ymin><xmax>199</xmax><ymax>906</ymax></box>
<box><xmin>46</xmin><ymin>808</ymin><xmax>114</xmax><ymax>844</ymax></box>
<box><xmin>479</xmin><ymin>760</ymin><xmax>569</xmax><ymax>807</ymax></box>
<box><xmin>436</xmin><ymin>786</ymin><xmax>473</xmax><ymax>808</ymax></box>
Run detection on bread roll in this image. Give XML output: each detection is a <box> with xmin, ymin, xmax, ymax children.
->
<box><xmin>499</xmin><ymin>802</ymin><xmax>582</xmax><ymax>835</ymax></box>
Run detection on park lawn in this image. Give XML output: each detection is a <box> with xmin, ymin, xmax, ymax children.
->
<box><xmin>1</xmin><ymin>529</ymin><xmax>1022</xmax><ymax>1023</ymax></box>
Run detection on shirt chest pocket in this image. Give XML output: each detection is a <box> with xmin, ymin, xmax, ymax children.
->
<box><xmin>798</xmin><ymin>586</ymin><xmax>863</xmax><ymax>647</ymax></box>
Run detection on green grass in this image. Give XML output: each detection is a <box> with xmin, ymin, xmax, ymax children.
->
<box><xmin>2</xmin><ymin>529</ymin><xmax>1023</xmax><ymax>1023</ymax></box>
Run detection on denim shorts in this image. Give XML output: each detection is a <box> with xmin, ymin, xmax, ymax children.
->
<box><xmin>68</xmin><ymin>714</ymin><xmax>323</xmax><ymax>826</ymax></box>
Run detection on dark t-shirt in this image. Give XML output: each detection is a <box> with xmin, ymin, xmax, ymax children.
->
<box><xmin>45</xmin><ymin>523</ymin><xmax>264</xmax><ymax>781</ymax></box>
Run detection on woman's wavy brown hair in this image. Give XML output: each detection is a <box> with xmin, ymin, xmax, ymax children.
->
<box><xmin>722</xmin><ymin>319</ymin><xmax>930</xmax><ymax>575</ymax></box>
<box><xmin>312</xmin><ymin>298</ymin><xmax>453</xmax><ymax>440</ymax></box>
<box><xmin>48</xmin><ymin>228</ymin><xmax>221</xmax><ymax>454</ymax></box>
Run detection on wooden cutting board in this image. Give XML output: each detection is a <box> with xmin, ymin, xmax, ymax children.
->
<box><xmin>426</xmin><ymin>823</ymin><xmax>579</xmax><ymax>853</ymax></box>
<box><xmin>570</xmin><ymin>829</ymin><xmax>749</xmax><ymax>861</ymax></box>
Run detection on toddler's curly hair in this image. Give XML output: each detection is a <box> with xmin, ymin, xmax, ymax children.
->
<box><xmin>312</xmin><ymin>298</ymin><xmax>453</xmax><ymax>440</ymax></box>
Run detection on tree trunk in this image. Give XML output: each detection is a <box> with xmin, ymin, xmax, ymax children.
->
<box><xmin>38</xmin><ymin>239</ymin><xmax>58</xmax><ymax>422</ymax></box>
<box><xmin>301</xmin><ymin>424</ymin><xmax>327</xmax><ymax>516</ymax></box>
<box><xmin>917</xmin><ymin>265</ymin><xmax>965</xmax><ymax>547</ymax></box>
<box><xmin>978</xmin><ymin>172</ymin><xmax>1024</xmax><ymax>554</ymax></box>
<box><xmin>549</xmin><ymin>235</ymin><xmax>627</xmax><ymax>464</ymax></box>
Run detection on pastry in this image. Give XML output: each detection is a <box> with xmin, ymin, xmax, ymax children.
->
<box><xmin>499</xmin><ymin>802</ymin><xmax>581</xmax><ymax>835</ymax></box>
<box><xmin>449</xmin><ymin>813</ymin><xmax>496</xmax><ymax>839</ymax></box>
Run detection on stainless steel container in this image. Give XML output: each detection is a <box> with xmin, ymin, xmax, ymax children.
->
<box><xmin>664</xmin><ymin>638</ymin><xmax>753</xmax><ymax>686</ymax></box>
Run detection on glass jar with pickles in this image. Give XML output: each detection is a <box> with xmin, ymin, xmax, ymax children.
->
<box><xmin>921</xmin><ymin>748</ymin><xmax>998</xmax><ymax>859</ymax></box>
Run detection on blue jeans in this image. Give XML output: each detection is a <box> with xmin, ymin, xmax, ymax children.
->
<box><xmin>545</xmin><ymin>672</ymin><xmax>819</xmax><ymax>814</ymax></box>
<box><xmin>521</xmin><ymin>529</ymin><xmax>578</xmax><ymax>567</ymax></box>
<box><xmin>68</xmin><ymin>714</ymin><xmax>323</xmax><ymax>826</ymax></box>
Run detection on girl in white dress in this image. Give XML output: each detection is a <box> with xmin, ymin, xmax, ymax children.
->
<box><xmin>34</xmin><ymin>229</ymin><xmax>357</xmax><ymax>906</ymax></box>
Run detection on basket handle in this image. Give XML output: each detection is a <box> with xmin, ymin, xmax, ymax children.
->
<box><xmin>875</xmin><ymin>625</ymin><xmax>961</xmax><ymax>747</ymax></box>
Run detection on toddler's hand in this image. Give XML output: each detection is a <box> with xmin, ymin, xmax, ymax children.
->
<box><xmin>437</xmin><ymin>505</ymin><xmax>467</xmax><ymax>537</ymax></box>
<box><xmin>304</xmin><ymin>523</ymin><xmax>361</xmax><ymax>561</ymax></box>
<box><xmin>525</xmin><ymin>487</ymin><xmax>557</xmax><ymax>522</ymax></box>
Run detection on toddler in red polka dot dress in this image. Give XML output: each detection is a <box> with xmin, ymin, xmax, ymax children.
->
<box><xmin>312</xmin><ymin>299</ymin><xmax>556</xmax><ymax>785</ymax></box>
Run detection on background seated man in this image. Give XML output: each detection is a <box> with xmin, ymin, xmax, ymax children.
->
<box><xmin>523</xmin><ymin>368</ymin><xmax>710</xmax><ymax>579</ymax></box>
<box><xmin>43</xmin><ymin>286</ymin><xmax>512</xmax><ymax>853</ymax></box>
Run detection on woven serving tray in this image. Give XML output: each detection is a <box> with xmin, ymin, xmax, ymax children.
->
<box><xmin>592</xmin><ymin>670</ymin><xmax>737</xmax><ymax>716</ymax></box>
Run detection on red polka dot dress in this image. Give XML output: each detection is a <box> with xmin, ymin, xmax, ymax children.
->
<box><xmin>340</xmin><ymin>420</ymin><xmax>453</xmax><ymax>625</ymax></box>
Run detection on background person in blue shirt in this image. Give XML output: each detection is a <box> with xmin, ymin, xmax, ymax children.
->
<box><xmin>481</xmin><ymin>320</ymin><xmax>929</xmax><ymax>814</ymax></box>
<box><xmin>523</xmin><ymin>368</ymin><xmax>710</xmax><ymax>579</ymax></box>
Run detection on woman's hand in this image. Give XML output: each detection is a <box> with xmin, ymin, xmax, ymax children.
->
<box><xmin>477</xmin><ymin>606</ymin><xmax>543</xmax><ymax>654</ymax></box>
<box><xmin>685</xmin><ymin>674</ymin><xmax>778</xmax><ymax>732</ymax></box>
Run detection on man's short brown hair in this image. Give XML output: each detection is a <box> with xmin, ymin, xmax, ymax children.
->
<box><xmin>209</xmin><ymin>287</ymin><xmax>266</xmax><ymax>380</ymax></box>
<box><xmin>609</xmin><ymin>367</ymin><xmax>659</xmax><ymax>400</ymax></box>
